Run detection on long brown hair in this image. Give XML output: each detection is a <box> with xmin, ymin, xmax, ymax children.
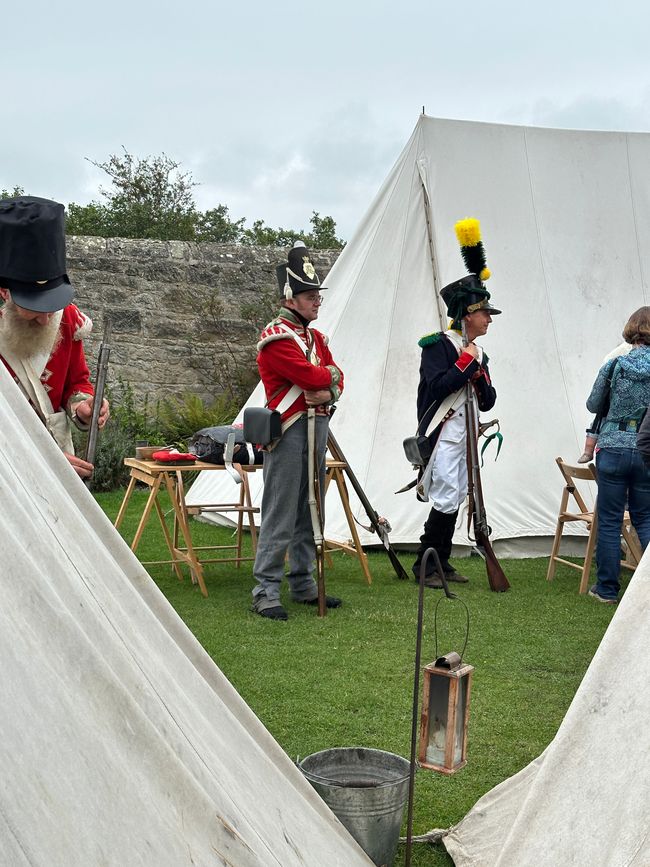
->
<box><xmin>623</xmin><ymin>307</ymin><xmax>650</xmax><ymax>345</ymax></box>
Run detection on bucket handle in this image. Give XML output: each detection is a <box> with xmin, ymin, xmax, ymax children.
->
<box><xmin>296</xmin><ymin>762</ymin><xmax>411</xmax><ymax>789</ymax></box>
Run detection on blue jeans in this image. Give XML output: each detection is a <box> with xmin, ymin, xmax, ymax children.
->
<box><xmin>595</xmin><ymin>448</ymin><xmax>650</xmax><ymax>599</ymax></box>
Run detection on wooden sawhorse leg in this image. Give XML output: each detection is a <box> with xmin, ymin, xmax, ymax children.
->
<box><xmin>326</xmin><ymin>465</ymin><xmax>372</xmax><ymax>585</ymax></box>
<box><xmin>164</xmin><ymin>471</ymin><xmax>208</xmax><ymax>597</ymax></box>
<box><xmin>130</xmin><ymin>474</ymin><xmax>164</xmax><ymax>553</ymax></box>
<box><xmin>114</xmin><ymin>473</ymin><xmax>138</xmax><ymax>531</ymax></box>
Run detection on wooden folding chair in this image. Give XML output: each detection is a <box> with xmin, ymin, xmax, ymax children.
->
<box><xmin>547</xmin><ymin>457</ymin><xmax>642</xmax><ymax>594</ymax></box>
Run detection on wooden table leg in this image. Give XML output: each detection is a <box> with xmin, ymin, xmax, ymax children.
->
<box><xmin>242</xmin><ymin>470</ymin><xmax>258</xmax><ymax>554</ymax></box>
<box><xmin>235</xmin><ymin>465</ymin><xmax>245</xmax><ymax>568</ymax></box>
<box><xmin>152</xmin><ymin>496</ymin><xmax>184</xmax><ymax>582</ymax></box>
<box><xmin>131</xmin><ymin>474</ymin><xmax>164</xmax><ymax>553</ymax></box>
<box><xmin>163</xmin><ymin>471</ymin><xmax>208</xmax><ymax>597</ymax></box>
<box><xmin>114</xmin><ymin>473</ymin><xmax>137</xmax><ymax>530</ymax></box>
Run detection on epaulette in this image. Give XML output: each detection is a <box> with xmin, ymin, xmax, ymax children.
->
<box><xmin>418</xmin><ymin>332</ymin><xmax>443</xmax><ymax>348</ymax></box>
<box><xmin>258</xmin><ymin>320</ymin><xmax>309</xmax><ymax>352</ymax></box>
<box><xmin>67</xmin><ymin>304</ymin><xmax>93</xmax><ymax>341</ymax></box>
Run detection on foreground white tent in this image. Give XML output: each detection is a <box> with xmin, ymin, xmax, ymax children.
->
<box><xmin>0</xmin><ymin>363</ymin><xmax>370</xmax><ymax>865</ymax></box>
<box><xmin>188</xmin><ymin>115</ymin><xmax>650</xmax><ymax>555</ymax></box>
<box><xmin>443</xmin><ymin>550</ymin><xmax>650</xmax><ymax>865</ymax></box>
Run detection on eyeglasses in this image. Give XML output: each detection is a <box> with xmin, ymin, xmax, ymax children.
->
<box><xmin>302</xmin><ymin>293</ymin><xmax>323</xmax><ymax>304</ymax></box>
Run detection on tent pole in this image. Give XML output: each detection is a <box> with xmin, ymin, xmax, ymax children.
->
<box><xmin>417</xmin><ymin>160</ymin><xmax>447</xmax><ymax>331</ymax></box>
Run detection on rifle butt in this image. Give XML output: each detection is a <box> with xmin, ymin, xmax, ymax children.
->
<box><xmin>389</xmin><ymin>548</ymin><xmax>410</xmax><ymax>580</ymax></box>
<box><xmin>477</xmin><ymin>531</ymin><xmax>510</xmax><ymax>592</ymax></box>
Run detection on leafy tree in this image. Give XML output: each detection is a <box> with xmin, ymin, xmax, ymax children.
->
<box><xmin>1</xmin><ymin>186</ymin><xmax>25</xmax><ymax>199</ymax></box>
<box><xmin>66</xmin><ymin>201</ymin><xmax>111</xmax><ymax>236</ymax></box>
<box><xmin>241</xmin><ymin>212</ymin><xmax>344</xmax><ymax>249</ymax></box>
<box><xmin>66</xmin><ymin>149</ymin><xmax>200</xmax><ymax>240</ymax></box>
<box><xmin>63</xmin><ymin>148</ymin><xmax>345</xmax><ymax>247</ymax></box>
<box><xmin>195</xmin><ymin>204</ymin><xmax>245</xmax><ymax>243</ymax></box>
<box><xmin>241</xmin><ymin>220</ymin><xmax>304</xmax><ymax>248</ymax></box>
<box><xmin>306</xmin><ymin>211</ymin><xmax>344</xmax><ymax>249</ymax></box>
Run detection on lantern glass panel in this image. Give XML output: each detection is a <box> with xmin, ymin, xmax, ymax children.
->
<box><xmin>453</xmin><ymin>676</ymin><xmax>469</xmax><ymax>765</ymax></box>
<box><xmin>424</xmin><ymin>676</ymin><xmax>449</xmax><ymax>767</ymax></box>
<box><xmin>424</xmin><ymin>671</ymin><xmax>471</xmax><ymax>768</ymax></box>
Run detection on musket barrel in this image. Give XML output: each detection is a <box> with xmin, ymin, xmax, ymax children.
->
<box><xmin>84</xmin><ymin>319</ymin><xmax>112</xmax><ymax>467</ymax></box>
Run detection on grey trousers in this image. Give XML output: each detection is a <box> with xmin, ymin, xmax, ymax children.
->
<box><xmin>252</xmin><ymin>415</ymin><xmax>329</xmax><ymax>612</ymax></box>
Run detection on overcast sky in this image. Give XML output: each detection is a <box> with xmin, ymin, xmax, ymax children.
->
<box><xmin>4</xmin><ymin>0</ymin><xmax>650</xmax><ymax>239</ymax></box>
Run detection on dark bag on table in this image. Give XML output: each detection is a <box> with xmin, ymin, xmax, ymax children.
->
<box><xmin>188</xmin><ymin>425</ymin><xmax>263</xmax><ymax>465</ymax></box>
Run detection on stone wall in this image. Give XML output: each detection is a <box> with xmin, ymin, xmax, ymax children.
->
<box><xmin>67</xmin><ymin>237</ymin><xmax>340</xmax><ymax>404</ymax></box>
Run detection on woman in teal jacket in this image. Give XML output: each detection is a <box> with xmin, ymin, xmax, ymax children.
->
<box><xmin>586</xmin><ymin>307</ymin><xmax>650</xmax><ymax>603</ymax></box>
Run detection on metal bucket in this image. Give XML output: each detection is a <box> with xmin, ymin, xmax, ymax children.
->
<box><xmin>299</xmin><ymin>747</ymin><xmax>410</xmax><ymax>867</ymax></box>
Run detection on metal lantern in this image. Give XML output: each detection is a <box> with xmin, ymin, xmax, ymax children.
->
<box><xmin>410</xmin><ymin>547</ymin><xmax>473</xmax><ymax>776</ymax></box>
<box><xmin>405</xmin><ymin>549</ymin><xmax>474</xmax><ymax>866</ymax></box>
<box><xmin>418</xmin><ymin>651</ymin><xmax>473</xmax><ymax>774</ymax></box>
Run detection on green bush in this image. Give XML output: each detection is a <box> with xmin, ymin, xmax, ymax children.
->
<box><xmin>156</xmin><ymin>392</ymin><xmax>239</xmax><ymax>444</ymax></box>
<box><xmin>75</xmin><ymin>381</ymin><xmax>239</xmax><ymax>491</ymax></box>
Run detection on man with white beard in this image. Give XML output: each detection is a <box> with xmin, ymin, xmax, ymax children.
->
<box><xmin>0</xmin><ymin>196</ymin><xmax>109</xmax><ymax>479</ymax></box>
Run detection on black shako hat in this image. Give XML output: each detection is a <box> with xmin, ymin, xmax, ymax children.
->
<box><xmin>441</xmin><ymin>217</ymin><xmax>501</xmax><ymax>323</ymax></box>
<box><xmin>441</xmin><ymin>274</ymin><xmax>502</xmax><ymax>322</ymax></box>
<box><xmin>275</xmin><ymin>241</ymin><xmax>325</xmax><ymax>299</ymax></box>
<box><xmin>0</xmin><ymin>196</ymin><xmax>74</xmax><ymax>313</ymax></box>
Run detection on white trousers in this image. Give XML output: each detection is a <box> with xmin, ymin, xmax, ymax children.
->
<box><xmin>428</xmin><ymin>410</ymin><xmax>468</xmax><ymax>514</ymax></box>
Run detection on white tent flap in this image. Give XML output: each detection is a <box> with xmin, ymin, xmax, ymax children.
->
<box><xmin>444</xmin><ymin>550</ymin><xmax>650</xmax><ymax>865</ymax></box>
<box><xmin>0</xmin><ymin>363</ymin><xmax>370</xmax><ymax>866</ymax></box>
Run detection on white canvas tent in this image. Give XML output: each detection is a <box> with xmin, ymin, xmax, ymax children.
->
<box><xmin>0</xmin><ymin>363</ymin><xmax>371</xmax><ymax>866</ymax></box>
<box><xmin>187</xmin><ymin>115</ymin><xmax>650</xmax><ymax>556</ymax></box>
<box><xmin>442</xmin><ymin>550</ymin><xmax>650</xmax><ymax>865</ymax></box>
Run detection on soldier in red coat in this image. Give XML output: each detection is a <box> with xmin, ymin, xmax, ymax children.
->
<box><xmin>252</xmin><ymin>243</ymin><xmax>344</xmax><ymax>620</ymax></box>
<box><xmin>0</xmin><ymin>197</ymin><xmax>109</xmax><ymax>478</ymax></box>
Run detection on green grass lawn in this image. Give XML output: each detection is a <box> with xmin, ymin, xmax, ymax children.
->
<box><xmin>100</xmin><ymin>488</ymin><xmax>622</xmax><ymax>866</ymax></box>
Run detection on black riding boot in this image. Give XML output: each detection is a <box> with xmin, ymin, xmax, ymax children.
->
<box><xmin>412</xmin><ymin>508</ymin><xmax>468</xmax><ymax>585</ymax></box>
<box><xmin>435</xmin><ymin>510</ymin><xmax>469</xmax><ymax>583</ymax></box>
<box><xmin>412</xmin><ymin>508</ymin><xmax>455</xmax><ymax>586</ymax></box>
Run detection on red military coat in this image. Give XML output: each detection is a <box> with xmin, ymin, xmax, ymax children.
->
<box><xmin>0</xmin><ymin>304</ymin><xmax>94</xmax><ymax>411</ymax></box>
<box><xmin>257</xmin><ymin>310</ymin><xmax>344</xmax><ymax>424</ymax></box>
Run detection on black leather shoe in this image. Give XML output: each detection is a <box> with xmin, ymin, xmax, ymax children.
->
<box><xmin>413</xmin><ymin>573</ymin><xmax>444</xmax><ymax>588</ymax></box>
<box><xmin>257</xmin><ymin>605</ymin><xmax>288</xmax><ymax>620</ymax></box>
<box><xmin>444</xmin><ymin>570</ymin><xmax>469</xmax><ymax>584</ymax></box>
<box><xmin>297</xmin><ymin>596</ymin><xmax>342</xmax><ymax>608</ymax></box>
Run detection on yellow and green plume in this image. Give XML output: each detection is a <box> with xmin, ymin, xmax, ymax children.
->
<box><xmin>454</xmin><ymin>217</ymin><xmax>491</xmax><ymax>282</ymax></box>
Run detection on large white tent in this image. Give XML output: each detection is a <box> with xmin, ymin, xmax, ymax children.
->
<box><xmin>0</xmin><ymin>362</ymin><xmax>371</xmax><ymax>866</ymax></box>
<box><xmin>442</xmin><ymin>549</ymin><xmax>650</xmax><ymax>865</ymax></box>
<box><xmin>188</xmin><ymin>115</ymin><xmax>650</xmax><ymax>555</ymax></box>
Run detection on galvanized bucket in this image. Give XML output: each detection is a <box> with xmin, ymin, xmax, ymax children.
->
<box><xmin>299</xmin><ymin>747</ymin><xmax>411</xmax><ymax>867</ymax></box>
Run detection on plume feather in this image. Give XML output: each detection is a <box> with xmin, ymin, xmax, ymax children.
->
<box><xmin>454</xmin><ymin>216</ymin><xmax>489</xmax><ymax>279</ymax></box>
<box><xmin>454</xmin><ymin>218</ymin><xmax>481</xmax><ymax>247</ymax></box>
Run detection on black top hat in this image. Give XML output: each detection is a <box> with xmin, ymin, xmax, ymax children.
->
<box><xmin>276</xmin><ymin>241</ymin><xmax>324</xmax><ymax>298</ymax></box>
<box><xmin>0</xmin><ymin>196</ymin><xmax>74</xmax><ymax>312</ymax></box>
<box><xmin>442</xmin><ymin>218</ymin><xmax>501</xmax><ymax>323</ymax></box>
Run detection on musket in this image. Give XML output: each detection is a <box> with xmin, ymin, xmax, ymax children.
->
<box><xmin>462</xmin><ymin>323</ymin><xmax>509</xmax><ymax>592</ymax></box>
<box><xmin>327</xmin><ymin>430</ymin><xmax>410</xmax><ymax>581</ymax></box>
<box><xmin>307</xmin><ymin>408</ymin><xmax>327</xmax><ymax>616</ymax></box>
<box><xmin>84</xmin><ymin>318</ymin><xmax>112</xmax><ymax>473</ymax></box>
